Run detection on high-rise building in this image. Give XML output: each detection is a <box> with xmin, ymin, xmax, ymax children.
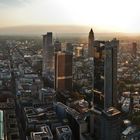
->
<box><xmin>66</xmin><ymin>107</ymin><xmax>88</xmax><ymax>140</ymax></box>
<box><xmin>66</xmin><ymin>43</ymin><xmax>73</xmax><ymax>53</ymax></box>
<box><xmin>54</xmin><ymin>40</ymin><xmax>61</xmax><ymax>52</ymax></box>
<box><xmin>88</xmin><ymin>28</ymin><xmax>94</xmax><ymax>57</ymax></box>
<box><xmin>93</xmin><ymin>38</ymin><xmax>119</xmax><ymax>110</ymax></box>
<box><xmin>42</xmin><ymin>32</ymin><xmax>54</xmax><ymax>77</ymax></box>
<box><xmin>55</xmin><ymin>52</ymin><xmax>73</xmax><ymax>91</ymax></box>
<box><xmin>93</xmin><ymin>107</ymin><xmax>121</xmax><ymax>140</ymax></box>
<box><xmin>101</xmin><ymin>107</ymin><xmax>121</xmax><ymax>140</ymax></box>
<box><xmin>132</xmin><ymin>42</ymin><xmax>137</xmax><ymax>58</ymax></box>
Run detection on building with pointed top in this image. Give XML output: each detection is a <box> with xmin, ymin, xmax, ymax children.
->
<box><xmin>88</xmin><ymin>28</ymin><xmax>94</xmax><ymax>57</ymax></box>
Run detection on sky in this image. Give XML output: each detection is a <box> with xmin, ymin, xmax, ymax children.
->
<box><xmin>0</xmin><ymin>0</ymin><xmax>140</xmax><ymax>33</ymax></box>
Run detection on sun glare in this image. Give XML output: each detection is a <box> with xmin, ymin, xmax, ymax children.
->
<box><xmin>0</xmin><ymin>0</ymin><xmax>140</xmax><ymax>33</ymax></box>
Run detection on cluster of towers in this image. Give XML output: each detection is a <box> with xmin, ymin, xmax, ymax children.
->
<box><xmin>42</xmin><ymin>29</ymin><xmax>122</xmax><ymax>140</ymax></box>
<box><xmin>42</xmin><ymin>29</ymin><xmax>120</xmax><ymax>110</ymax></box>
<box><xmin>42</xmin><ymin>33</ymin><xmax>72</xmax><ymax>91</ymax></box>
<box><xmin>88</xmin><ymin>29</ymin><xmax>119</xmax><ymax>110</ymax></box>
<box><xmin>88</xmin><ymin>29</ymin><xmax>121</xmax><ymax>140</ymax></box>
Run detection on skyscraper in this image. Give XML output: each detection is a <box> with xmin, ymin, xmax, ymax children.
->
<box><xmin>54</xmin><ymin>40</ymin><xmax>61</xmax><ymax>52</ymax></box>
<box><xmin>88</xmin><ymin>28</ymin><xmax>94</xmax><ymax>57</ymax></box>
<box><xmin>55</xmin><ymin>52</ymin><xmax>73</xmax><ymax>91</ymax></box>
<box><xmin>66</xmin><ymin>43</ymin><xmax>73</xmax><ymax>53</ymax></box>
<box><xmin>93</xmin><ymin>107</ymin><xmax>121</xmax><ymax>140</ymax></box>
<box><xmin>132</xmin><ymin>42</ymin><xmax>137</xmax><ymax>58</ymax></box>
<box><xmin>42</xmin><ymin>32</ymin><xmax>54</xmax><ymax>77</ymax></box>
<box><xmin>93</xmin><ymin>38</ymin><xmax>119</xmax><ymax>110</ymax></box>
<box><xmin>100</xmin><ymin>107</ymin><xmax>121</xmax><ymax>140</ymax></box>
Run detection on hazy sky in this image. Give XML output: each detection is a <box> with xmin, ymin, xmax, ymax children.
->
<box><xmin>0</xmin><ymin>0</ymin><xmax>140</xmax><ymax>33</ymax></box>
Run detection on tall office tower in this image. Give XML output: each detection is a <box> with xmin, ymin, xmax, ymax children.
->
<box><xmin>55</xmin><ymin>52</ymin><xmax>73</xmax><ymax>91</ymax></box>
<box><xmin>42</xmin><ymin>32</ymin><xmax>54</xmax><ymax>77</ymax></box>
<box><xmin>132</xmin><ymin>42</ymin><xmax>137</xmax><ymax>58</ymax></box>
<box><xmin>93</xmin><ymin>38</ymin><xmax>119</xmax><ymax>110</ymax></box>
<box><xmin>66</xmin><ymin>43</ymin><xmax>73</xmax><ymax>53</ymax></box>
<box><xmin>88</xmin><ymin>28</ymin><xmax>94</xmax><ymax>57</ymax></box>
<box><xmin>54</xmin><ymin>40</ymin><xmax>61</xmax><ymax>52</ymax></box>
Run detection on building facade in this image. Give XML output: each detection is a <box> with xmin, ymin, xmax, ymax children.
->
<box><xmin>93</xmin><ymin>39</ymin><xmax>119</xmax><ymax>110</ymax></box>
<box><xmin>39</xmin><ymin>88</ymin><xmax>55</xmax><ymax>105</ymax></box>
<box><xmin>100</xmin><ymin>107</ymin><xmax>121</xmax><ymax>140</ymax></box>
<box><xmin>88</xmin><ymin>28</ymin><xmax>94</xmax><ymax>57</ymax></box>
<box><xmin>66</xmin><ymin>43</ymin><xmax>73</xmax><ymax>53</ymax></box>
<box><xmin>56</xmin><ymin>125</ymin><xmax>72</xmax><ymax>140</ymax></box>
<box><xmin>54</xmin><ymin>40</ymin><xmax>61</xmax><ymax>52</ymax></box>
<box><xmin>55</xmin><ymin>52</ymin><xmax>73</xmax><ymax>91</ymax></box>
<box><xmin>132</xmin><ymin>42</ymin><xmax>137</xmax><ymax>58</ymax></box>
<box><xmin>42</xmin><ymin>32</ymin><xmax>54</xmax><ymax>77</ymax></box>
<box><xmin>30</xmin><ymin>125</ymin><xmax>53</xmax><ymax>140</ymax></box>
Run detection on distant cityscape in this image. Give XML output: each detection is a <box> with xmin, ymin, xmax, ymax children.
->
<box><xmin>0</xmin><ymin>28</ymin><xmax>140</xmax><ymax>140</ymax></box>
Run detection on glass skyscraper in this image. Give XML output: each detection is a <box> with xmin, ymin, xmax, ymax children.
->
<box><xmin>93</xmin><ymin>39</ymin><xmax>119</xmax><ymax>110</ymax></box>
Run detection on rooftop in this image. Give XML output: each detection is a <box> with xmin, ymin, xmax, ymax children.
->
<box><xmin>31</xmin><ymin>125</ymin><xmax>53</xmax><ymax>140</ymax></box>
<box><xmin>104</xmin><ymin>107</ymin><xmax>121</xmax><ymax>117</ymax></box>
<box><xmin>56</xmin><ymin>125</ymin><xmax>72</xmax><ymax>135</ymax></box>
<box><xmin>40</xmin><ymin>88</ymin><xmax>55</xmax><ymax>95</ymax></box>
<box><xmin>122</xmin><ymin>126</ymin><xmax>137</xmax><ymax>136</ymax></box>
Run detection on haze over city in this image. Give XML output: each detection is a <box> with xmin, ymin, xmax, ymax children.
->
<box><xmin>1</xmin><ymin>0</ymin><xmax>140</xmax><ymax>140</ymax></box>
<box><xmin>0</xmin><ymin>0</ymin><xmax>140</xmax><ymax>34</ymax></box>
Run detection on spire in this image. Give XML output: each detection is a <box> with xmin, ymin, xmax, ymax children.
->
<box><xmin>89</xmin><ymin>28</ymin><xmax>94</xmax><ymax>39</ymax></box>
<box><xmin>90</xmin><ymin>28</ymin><xmax>93</xmax><ymax>34</ymax></box>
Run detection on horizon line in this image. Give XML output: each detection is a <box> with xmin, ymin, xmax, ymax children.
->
<box><xmin>0</xmin><ymin>24</ymin><xmax>140</xmax><ymax>35</ymax></box>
